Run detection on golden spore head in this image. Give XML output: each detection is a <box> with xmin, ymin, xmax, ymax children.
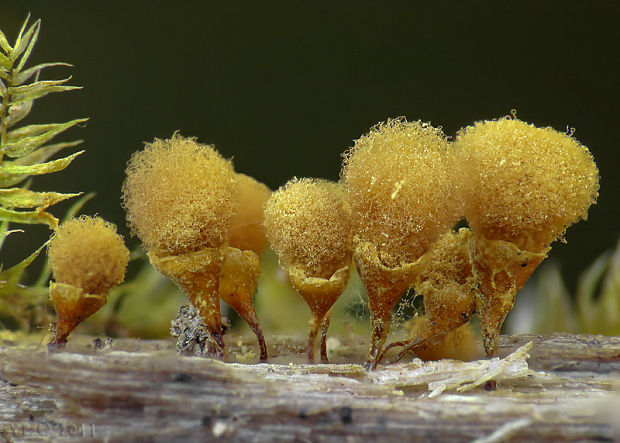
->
<box><xmin>264</xmin><ymin>178</ymin><xmax>352</xmax><ymax>280</ymax></box>
<box><xmin>48</xmin><ymin>216</ymin><xmax>129</xmax><ymax>295</ymax></box>
<box><xmin>455</xmin><ymin>117</ymin><xmax>599</xmax><ymax>251</ymax></box>
<box><xmin>341</xmin><ymin>118</ymin><xmax>460</xmax><ymax>267</ymax></box>
<box><xmin>227</xmin><ymin>173</ymin><xmax>272</xmax><ymax>254</ymax></box>
<box><xmin>122</xmin><ymin>134</ymin><xmax>237</xmax><ymax>256</ymax></box>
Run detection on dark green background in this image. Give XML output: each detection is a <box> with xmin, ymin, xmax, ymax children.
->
<box><xmin>1</xmin><ymin>1</ymin><xmax>618</xmax><ymax>291</ymax></box>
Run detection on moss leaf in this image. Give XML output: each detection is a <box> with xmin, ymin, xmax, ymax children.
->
<box><xmin>577</xmin><ymin>250</ymin><xmax>611</xmax><ymax>332</ymax></box>
<box><xmin>9</xmin><ymin>15</ymin><xmax>31</xmax><ymax>59</ymax></box>
<box><xmin>0</xmin><ymin>220</ymin><xmax>23</xmax><ymax>252</ymax></box>
<box><xmin>0</xmin><ymin>52</ymin><xmax>11</xmax><ymax>71</ymax></box>
<box><xmin>14</xmin><ymin>20</ymin><xmax>41</xmax><ymax>72</ymax></box>
<box><xmin>11</xmin><ymin>18</ymin><xmax>38</xmax><ymax>63</ymax></box>
<box><xmin>0</xmin><ymin>206</ymin><xmax>57</xmax><ymax>228</ymax></box>
<box><xmin>14</xmin><ymin>62</ymin><xmax>72</xmax><ymax>86</ymax></box>
<box><xmin>0</xmin><ymin>188</ymin><xmax>81</xmax><ymax>210</ymax></box>
<box><xmin>16</xmin><ymin>140</ymin><xmax>82</xmax><ymax>166</ymax></box>
<box><xmin>7</xmin><ymin>78</ymin><xmax>81</xmax><ymax>104</ymax></box>
<box><xmin>3</xmin><ymin>119</ymin><xmax>88</xmax><ymax>157</ymax></box>
<box><xmin>0</xmin><ymin>28</ymin><xmax>11</xmax><ymax>54</ymax></box>
<box><xmin>533</xmin><ymin>264</ymin><xmax>575</xmax><ymax>334</ymax></box>
<box><xmin>0</xmin><ymin>150</ymin><xmax>83</xmax><ymax>182</ymax></box>
<box><xmin>0</xmin><ymin>141</ymin><xmax>83</xmax><ymax>188</ymax></box>
<box><xmin>4</xmin><ymin>100</ymin><xmax>33</xmax><ymax>128</ymax></box>
<box><xmin>598</xmin><ymin>239</ymin><xmax>620</xmax><ymax>334</ymax></box>
<box><xmin>0</xmin><ymin>240</ymin><xmax>48</xmax><ymax>287</ymax></box>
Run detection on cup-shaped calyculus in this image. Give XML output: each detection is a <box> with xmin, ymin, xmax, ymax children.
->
<box><xmin>264</xmin><ymin>178</ymin><xmax>352</xmax><ymax>363</ymax></box>
<box><xmin>341</xmin><ymin>118</ymin><xmax>460</xmax><ymax>370</ymax></box>
<box><xmin>47</xmin><ymin>216</ymin><xmax>129</xmax><ymax>345</ymax></box>
<box><xmin>455</xmin><ymin>117</ymin><xmax>599</xmax><ymax>355</ymax></box>
<box><xmin>220</xmin><ymin>173</ymin><xmax>272</xmax><ymax>361</ymax></box>
<box><xmin>122</xmin><ymin>134</ymin><xmax>237</xmax><ymax>358</ymax></box>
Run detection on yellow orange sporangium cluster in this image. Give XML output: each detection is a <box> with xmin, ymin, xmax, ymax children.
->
<box><xmin>340</xmin><ymin>115</ymin><xmax>597</xmax><ymax>369</ymax></box>
<box><xmin>117</xmin><ymin>113</ymin><xmax>598</xmax><ymax>369</ymax></box>
<box><xmin>122</xmin><ymin>134</ymin><xmax>270</xmax><ymax>360</ymax></box>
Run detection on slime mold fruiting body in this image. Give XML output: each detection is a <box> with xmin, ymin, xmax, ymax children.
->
<box><xmin>455</xmin><ymin>117</ymin><xmax>599</xmax><ymax>355</ymax></box>
<box><xmin>220</xmin><ymin>173</ymin><xmax>272</xmax><ymax>361</ymax></box>
<box><xmin>341</xmin><ymin>118</ymin><xmax>460</xmax><ymax>369</ymax></box>
<box><xmin>47</xmin><ymin>216</ymin><xmax>129</xmax><ymax>345</ymax></box>
<box><xmin>123</xmin><ymin>134</ymin><xmax>237</xmax><ymax>358</ymax></box>
<box><xmin>264</xmin><ymin>178</ymin><xmax>352</xmax><ymax>363</ymax></box>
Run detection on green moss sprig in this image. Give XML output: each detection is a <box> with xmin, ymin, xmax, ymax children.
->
<box><xmin>0</xmin><ymin>16</ymin><xmax>86</xmax><ymax>330</ymax></box>
<box><xmin>0</xmin><ymin>16</ymin><xmax>86</xmax><ymax>228</ymax></box>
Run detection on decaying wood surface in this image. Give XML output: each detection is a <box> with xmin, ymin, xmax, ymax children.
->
<box><xmin>0</xmin><ymin>333</ymin><xmax>619</xmax><ymax>442</ymax></box>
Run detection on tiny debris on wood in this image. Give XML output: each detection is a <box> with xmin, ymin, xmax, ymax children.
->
<box><xmin>0</xmin><ymin>332</ymin><xmax>618</xmax><ymax>442</ymax></box>
<box><xmin>169</xmin><ymin>304</ymin><xmax>213</xmax><ymax>357</ymax></box>
<box><xmin>170</xmin><ymin>304</ymin><xmax>233</xmax><ymax>357</ymax></box>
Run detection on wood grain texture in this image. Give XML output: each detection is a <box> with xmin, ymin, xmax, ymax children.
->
<box><xmin>0</xmin><ymin>333</ymin><xmax>619</xmax><ymax>442</ymax></box>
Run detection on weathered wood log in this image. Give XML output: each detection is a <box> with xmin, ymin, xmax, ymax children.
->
<box><xmin>0</xmin><ymin>333</ymin><xmax>619</xmax><ymax>442</ymax></box>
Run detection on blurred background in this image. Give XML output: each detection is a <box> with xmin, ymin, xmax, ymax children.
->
<box><xmin>0</xmin><ymin>1</ymin><xmax>618</xmax><ymax>339</ymax></box>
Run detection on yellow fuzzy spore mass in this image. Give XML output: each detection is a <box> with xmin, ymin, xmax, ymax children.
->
<box><xmin>48</xmin><ymin>216</ymin><xmax>129</xmax><ymax>295</ymax></box>
<box><xmin>341</xmin><ymin>118</ymin><xmax>459</xmax><ymax>267</ymax></box>
<box><xmin>122</xmin><ymin>134</ymin><xmax>237</xmax><ymax>256</ymax></box>
<box><xmin>455</xmin><ymin>117</ymin><xmax>599</xmax><ymax>251</ymax></box>
<box><xmin>264</xmin><ymin>178</ymin><xmax>352</xmax><ymax>279</ymax></box>
<box><xmin>228</xmin><ymin>173</ymin><xmax>272</xmax><ymax>254</ymax></box>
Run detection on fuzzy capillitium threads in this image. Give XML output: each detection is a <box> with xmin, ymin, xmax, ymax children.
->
<box><xmin>47</xmin><ymin>216</ymin><xmax>129</xmax><ymax>345</ymax></box>
<box><xmin>341</xmin><ymin>118</ymin><xmax>461</xmax><ymax>370</ymax></box>
<box><xmin>454</xmin><ymin>116</ymin><xmax>599</xmax><ymax>355</ymax></box>
<box><xmin>122</xmin><ymin>134</ymin><xmax>237</xmax><ymax>358</ymax></box>
<box><xmin>264</xmin><ymin>178</ymin><xmax>352</xmax><ymax>363</ymax></box>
